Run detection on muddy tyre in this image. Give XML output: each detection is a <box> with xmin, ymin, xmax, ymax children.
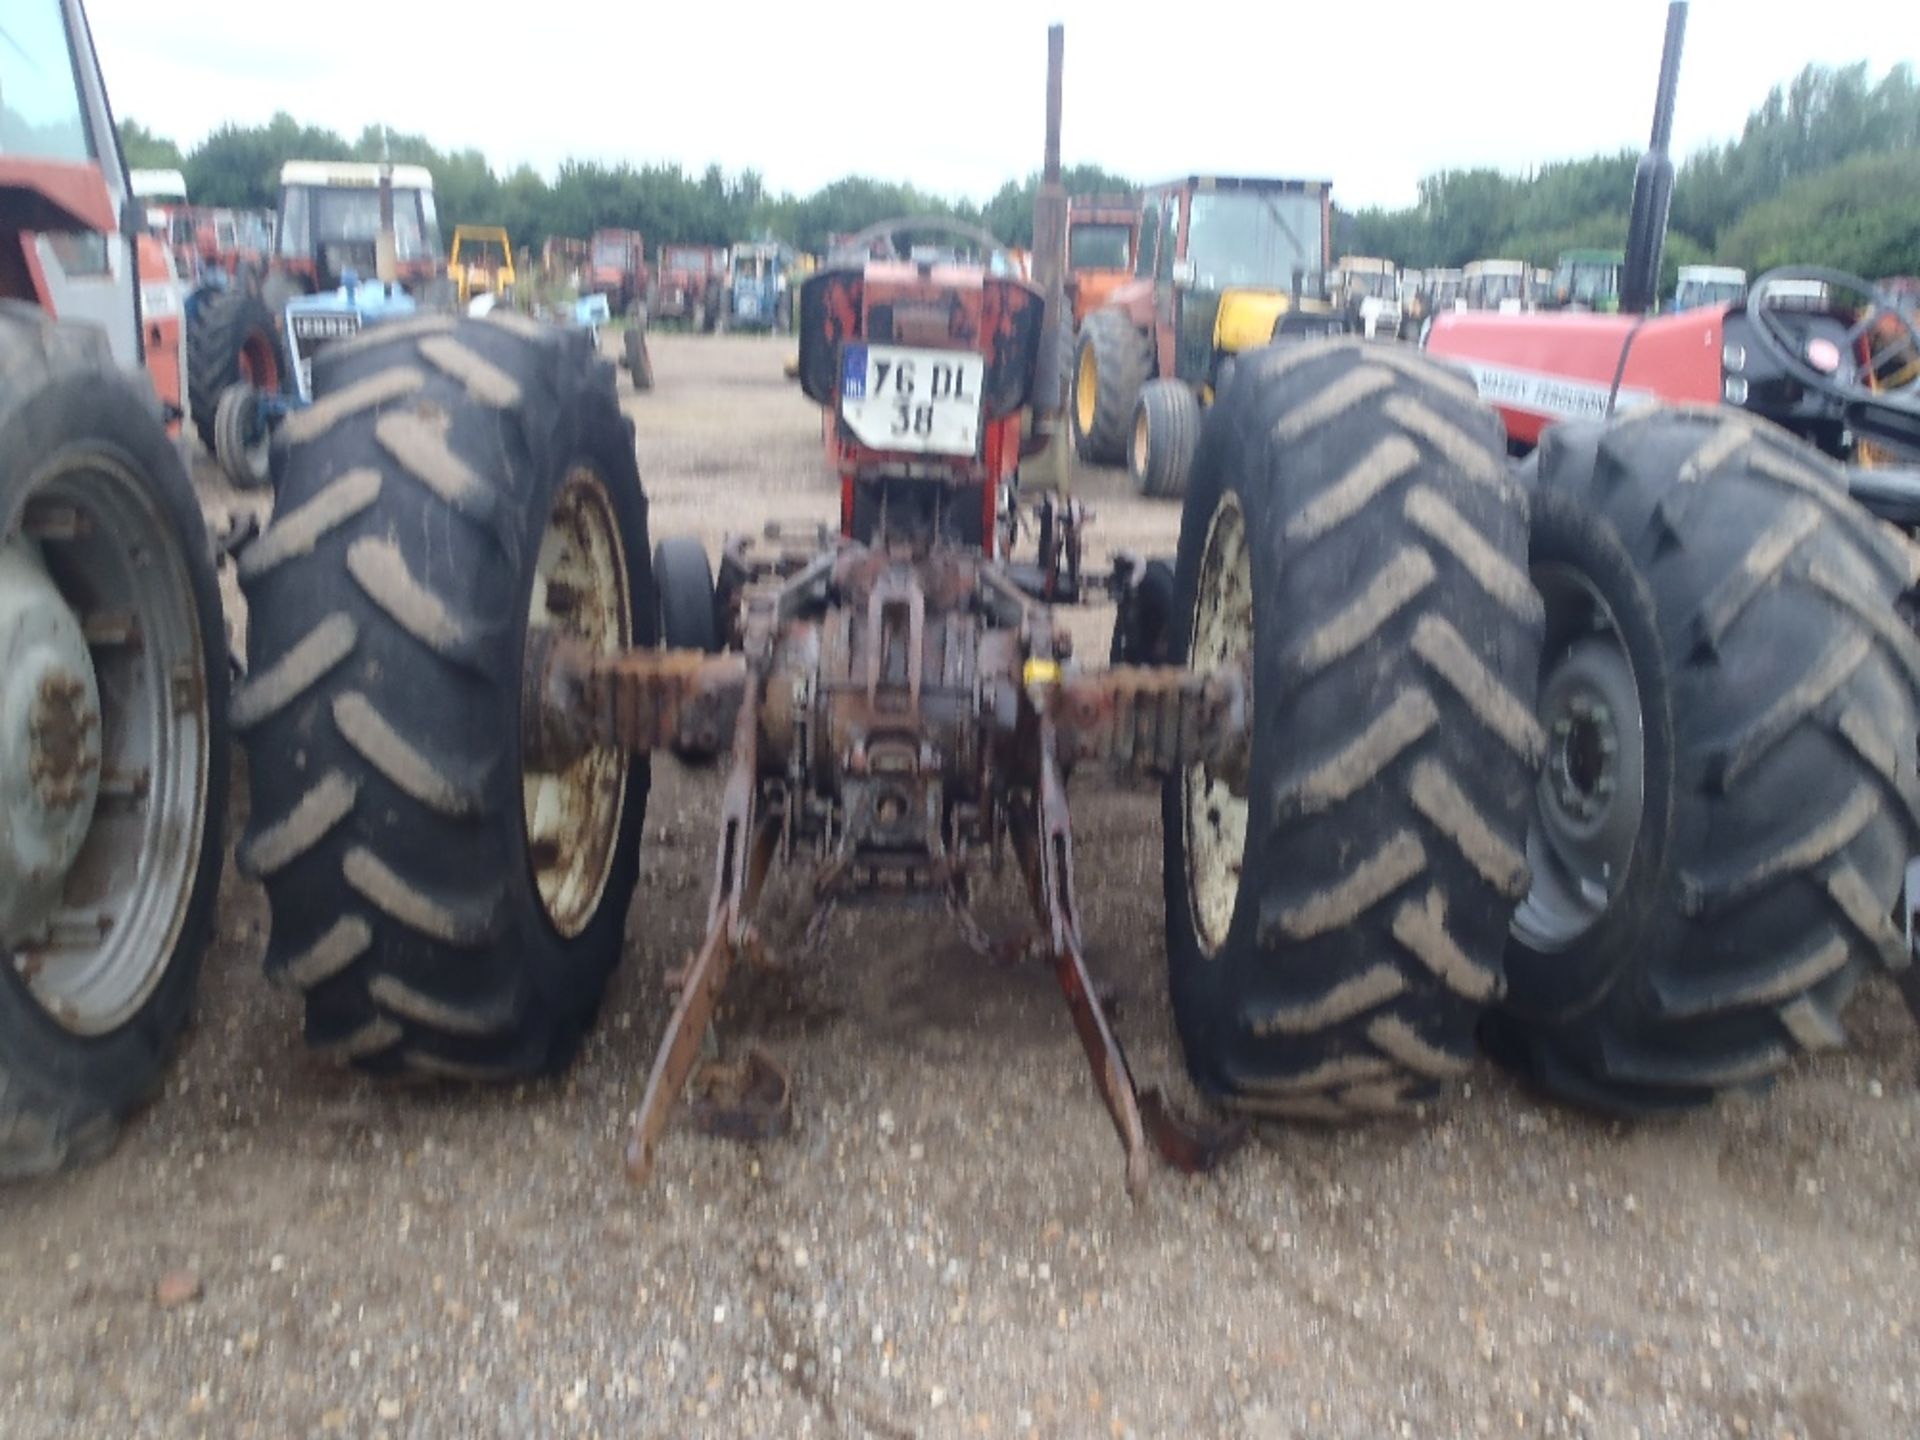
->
<box><xmin>624</xmin><ymin>325</ymin><xmax>654</xmax><ymax>392</ymax></box>
<box><xmin>1130</xmin><ymin>378</ymin><xmax>1201</xmax><ymax>499</ymax></box>
<box><xmin>1163</xmin><ymin>339</ymin><xmax>1542</xmax><ymax>1118</ymax></box>
<box><xmin>1071</xmin><ymin>311</ymin><xmax>1152</xmax><ymax>464</ymax></box>
<box><xmin>187</xmin><ymin>287</ymin><xmax>283</xmax><ymax>454</ymax></box>
<box><xmin>1491</xmin><ymin>411</ymin><xmax>1920</xmax><ymax>1112</ymax></box>
<box><xmin>654</xmin><ymin>537</ymin><xmax>718</xmax><ymax>652</ymax></box>
<box><xmin>236</xmin><ymin>314</ymin><xmax>654</xmax><ymax>1079</ymax></box>
<box><xmin>0</xmin><ymin>303</ymin><xmax>228</xmax><ymax>1178</ymax></box>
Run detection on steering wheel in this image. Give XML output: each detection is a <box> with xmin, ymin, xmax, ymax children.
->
<box><xmin>1746</xmin><ymin>266</ymin><xmax>1920</xmax><ymax>408</ymax></box>
<box><xmin>838</xmin><ymin>215</ymin><xmax>1015</xmax><ymax>270</ymax></box>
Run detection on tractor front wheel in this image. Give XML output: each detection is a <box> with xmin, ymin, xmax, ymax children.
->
<box><xmin>187</xmin><ymin>287</ymin><xmax>283</xmax><ymax>455</ymax></box>
<box><xmin>1129</xmin><ymin>379</ymin><xmax>1201</xmax><ymax>499</ymax></box>
<box><xmin>1491</xmin><ymin>411</ymin><xmax>1920</xmax><ymax>1111</ymax></box>
<box><xmin>1070</xmin><ymin>311</ymin><xmax>1152</xmax><ymax>465</ymax></box>
<box><xmin>212</xmin><ymin>384</ymin><xmax>272</xmax><ymax>489</ymax></box>
<box><xmin>1163</xmin><ymin>339</ymin><xmax>1542</xmax><ymax>1120</ymax></box>
<box><xmin>236</xmin><ymin>314</ymin><xmax>655</xmax><ymax>1079</ymax></box>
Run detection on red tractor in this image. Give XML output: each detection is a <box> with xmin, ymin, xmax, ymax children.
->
<box><xmin>1424</xmin><ymin>0</ymin><xmax>1920</xmax><ymax>1104</ymax></box>
<box><xmin>587</xmin><ymin>227</ymin><xmax>649</xmax><ymax>321</ymax></box>
<box><xmin>227</xmin><ymin>30</ymin><xmax>1548</xmax><ymax>1192</ymax></box>
<box><xmin>0</xmin><ymin>0</ymin><xmax>229</xmax><ymax>1177</ymax></box>
<box><xmin>652</xmin><ymin>242</ymin><xmax>728</xmax><ymax>330</ymax></box>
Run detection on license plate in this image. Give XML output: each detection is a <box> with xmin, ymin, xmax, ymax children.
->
<box><xmin>839</xmin><ymin>344</ymin><xmax>984</xmax><ymax>455</ymax></box>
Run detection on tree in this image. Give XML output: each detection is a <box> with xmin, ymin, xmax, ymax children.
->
<box><xmin>1719</xmin><ymin>151</ymin><xmax>1920</xmax><ymax>276</ymax></box>
<box><xmin>118</xmin><ymin>119</ymin><xmax>183</xmax><ymax>171</ymax></box>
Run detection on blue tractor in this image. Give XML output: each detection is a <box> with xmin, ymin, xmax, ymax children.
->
<box><xmin>211</xmin><ymin>272</ymin><xmax>420</xmax><ymax>487</ymax></box>
<box><xmin>725</xmin><ymin>241</ymin><xmax>794</xmax><ymax>333</ymax></box>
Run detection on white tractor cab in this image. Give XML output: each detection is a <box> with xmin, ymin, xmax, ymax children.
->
<box><xmin>1671</xmin><ymin>263</ymin><xmax>1746</xmax><ymax>311</ymax></box>
<box><xmin>1331</xmin><ymin>255</ymin><xmax>1402</xmax><ymax>339</ymax></box>
<box><xmin>272</xmin><ymin>160</ymin><xmax>443</xmax><ymax>300</ymax></box>
<box><xmin>1460</xmin><ymin>259</ymin><xmax>1529</xmax><ymax>314</ymax></box>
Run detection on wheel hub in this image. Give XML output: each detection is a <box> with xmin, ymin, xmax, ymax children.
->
<box><xmin>0</xmin><ymin>543</ymin><xmax>103</xmax><ymax>942</ymax></box>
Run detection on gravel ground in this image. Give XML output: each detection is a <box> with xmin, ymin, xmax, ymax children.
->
<box><xmin>2</xmin><ymin>332</ymin><xmax>1917</xmax><ymax>1439</ymax></box>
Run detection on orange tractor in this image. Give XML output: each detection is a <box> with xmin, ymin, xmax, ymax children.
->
<box><xmin>1</xmin><ymin>0</ymin><xmax>228</xmax><ymax>1177</ymax></box>
<box><xmin>1063</xmin><ymin>193</ymin><xmax>1139</xmax><ymax>329</ymax></box>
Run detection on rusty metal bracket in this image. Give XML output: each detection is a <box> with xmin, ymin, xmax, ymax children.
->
<box><xmin>1048</xmin><ymin>663</ymin><xmax>1250</xmax><ymax>788</ymax></box>
<box><xmin>529</xmin><ymin>633</ymin><xmax>748</xmax><ymax>770</ymax></box>
<box><xmin>626</xmin><ymin>669</ymin><xmax>774</xmax><ymax>1185</ymax></box>
<box><xmin>689</xmin><ymin>1046</ymin><xmax>793</xmax><ymax>1144</ymax></box>
<box><xmin>1014</xmin><ymin>707</ymin><xmax>1247</xmax><ymax>1198</ymax></box>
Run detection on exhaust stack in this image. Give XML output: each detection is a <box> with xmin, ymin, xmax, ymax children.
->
<box><xmin>1620</xmin><ymin>2</ymin><xmax>1687</xmax><ymax>314</ymax></box>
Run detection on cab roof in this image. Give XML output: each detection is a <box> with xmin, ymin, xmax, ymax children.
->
<box><xmin>280</xmin><ymin>161</ymin><xmax>436</xmax><ymax>191</ymax></box>
<box><xmin>1143</xmin><ymin>176</ymin><xmax>1330</xmax><ymax>197</ymax></box>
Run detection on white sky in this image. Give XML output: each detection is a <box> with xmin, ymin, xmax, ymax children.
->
<box><xmin>85</xmin><ymin>0</ymin><xmax>1915</xmax><ymax>212</ymax></box>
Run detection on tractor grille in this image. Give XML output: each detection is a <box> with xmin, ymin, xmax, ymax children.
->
<box><xmin>287</xmin><ymin>310</ymin><xmax>363</xmax><ymax>399</ymax></box>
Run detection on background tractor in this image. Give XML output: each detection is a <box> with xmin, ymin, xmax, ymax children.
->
<box><xmin>1063</xmin><ymin>193</ymin><xmax>1139</xmax><ymax>329</ymax></box>
<box><xmin>447</xmin><ymin>224</ymin><xmax>516</xmax><ymax>308</ymax></box>
<box><xmin>263</xmin><ymin>160</ymin><xmax>444</xmax><ymax>308</ymax></box>
<box><xmin>1071</xmin><ymin>175</ymin><xmax>1343</xmax><ymax>498</ymax></box>
<box><xmin>1459</xmin><ymin>258</ymin><xmax>1529</xmax><ymax>313</ymax></box>
<box><xmin>1548</xmin><ymin>247</ymin><xmax>1624</xmax><ymax>311</ymax></box>
<box><xmin>1</xmin><ymin>0</ymin><xmax>229</xmax><ymax>1179</ymax></box>
<box><xmin>1330</xmin><ymin>254</ymin><xmax>1403</xmax><ymax>338</ymax></box>
<box><xmin>652</xmin><ymin>243</ymin><xmax>728</xmax><ymax>330</ymax></box>
<box><xmin>726</xmin><ymin>239</ymin><xmax>794</xmax><ymax>332</ymax></box>
<box><xmin>1423</xmin><ymin>0</ymin><xmax>1920</xmax><ymax>1110</ymax></box>
<box><xmin>587</xmin><ymin>228</ymin><xmax>649</xmax><ymax>321</ymax></box>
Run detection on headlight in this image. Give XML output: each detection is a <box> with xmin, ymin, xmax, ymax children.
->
<box><xmin>1724</xmin><ymin>376</ymin><xmax>1749</xmax><ymax>405</ymax></box>
<box><xmin>1722</xmin><ymin>342</ymin><xmax>1746</xmax><ymax>373</ymax></box>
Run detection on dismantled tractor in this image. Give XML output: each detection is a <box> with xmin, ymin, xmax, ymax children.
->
<box><xmin>223</xmin><ymin>14</ymin><xmax>1920</xmax><ymax>1195</ymax></box>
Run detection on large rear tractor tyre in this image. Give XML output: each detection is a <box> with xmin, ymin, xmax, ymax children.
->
<box><xmin>1129</xmin><ymin>378</ymin><xmax>1201</xmax><ymax>499</ymax></box>
<box><xmin>0</xmin><ymin>303</ymin><xmax>228</xmax><ymax>1178</ymax></box>
<box><xmin>1070</xmin><ymin>311</ymin><xmax>1152</xmax><ymax>465</ymax></box>
<box><xmin>236</xmin><ymin>314</ymin><xmax>655</xmax><ymax>1079</ymax></box>
<box><xmin>1163</xmin><ymin>339</ymin><xmax>1542</xmax><ymax>1119</ymax></box>
<box><xmin>1491</xmin><ymin>411</ymin><xmax>1920</xmax><ymax>1112</ymax></box>
<box><xmin>187</xmin><ymin>287</ymin><xmax>283</xmax><ymax>454</ymax></box>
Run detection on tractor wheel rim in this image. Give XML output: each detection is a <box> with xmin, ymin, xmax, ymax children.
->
<box><xmin>0</xmin><ymin>454</ymin><xmax>211</xmax><ymax>1034</ymax></box>
<box><xmin>1512</xmin><ymin>563</ymin><xmax>1646</xmax><ymax>952</ymax></box>
<box><xmin>1075</xmin><ymin>344</ymin><xmax>1099</xmax><ymax>436</ymax></box>
<box><xmin>1183</xmin><ymin>492</ymin><xmax>1252</xmax><ymax>956</ymax></box>
<box><xmin>1130</xmin><ymin>406</ymin><xmax>1150</xmax><ymax>479</ymax></box>
<box><xmin>521</xmin><ymin>465</ymin><xmax>632</xmax><ymax>939</ymax></box>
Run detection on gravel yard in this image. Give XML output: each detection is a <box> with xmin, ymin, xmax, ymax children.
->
<box><xmin>1</xmin><ymin>332</ymin><xmax>1915</xmax><ymax>1440</ymax></box>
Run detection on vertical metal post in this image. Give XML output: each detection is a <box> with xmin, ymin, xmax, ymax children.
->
<box><xmin>1027</xmin><ymin>24</ymin><xmax>1072</xmax><ymax>491</ymax></box>
<box><xmin>1620</xmin><ymin>2</ymin><xmax>1687</xmax><ymax>314</ymax></box>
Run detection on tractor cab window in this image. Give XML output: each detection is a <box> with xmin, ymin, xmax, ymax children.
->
<box><xmin>668</xmin><ymin>248</ymin><xmax>709</xmax><ymax>272</ymax></box>
<box><xmin>1348</xmin><ymin>270</ymin><xmax>1396</xmax><ymax>300</ymax></box>
<box><xmin>278</xmin><ymin>186</ymin><xmax>309</xmax><ymax>258</ymax></box>
<box><xmin>735</xmin><ymin>253</ymin><xmax>769</xmax><ymax>280</ymax></box>
<box><xmin>1184</xmin><ymin>190</ymin><xmax>1324</xmax><ymax>293</ymax></box>
<box><xmin>1675</xmin><ymin>277</ymin><xmax>1745</xmax><ymax>310</ymax></box>
<box><xmin>1155</xmin><ymin>195</ymin><xmax>1177</xmax><ymax>282</ymax></box>
<box><xmin>418</xmin><ymin>189</ymin><xmax>442</xmax><ymax>257</ymax></box>
<box><xmin>1554</xmin><ymin>260</ymin><xmax>1620</xmax><ymax>309</ymax></box>
<box><xmin>0</xmin><ymin>3</ymin><xmax>90</xmax><ymax>161</ymax></box>
<box><xmin>593</xmin><ymin>237</ymin><xmax>629</xmax><ymax>267</ymax></box>
<box><xmin>1068</xmin><ymin>223</ymin><xmax>1131</xmax><ymax>271</ymax></box>
<box><xmin>309</xmin><ymin>188</ymin><xmax>432</xmax><ymax>261</ymax></box>
<box><xmin>1133</xmin><ymin>200</ymin><xmax>1158</xmax><ymax>279</ymax></box>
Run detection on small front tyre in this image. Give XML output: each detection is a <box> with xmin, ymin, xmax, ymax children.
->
<box><xmin>1129</xmin><ymin>379</ymin><xmax>1201</xmax><ymax>499</ymax></box>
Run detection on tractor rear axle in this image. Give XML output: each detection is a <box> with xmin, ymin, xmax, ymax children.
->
<box><xmin>528</xmin><ymin>538</ymin><xmax>1251</xmax><ymax>1195</ymax></box>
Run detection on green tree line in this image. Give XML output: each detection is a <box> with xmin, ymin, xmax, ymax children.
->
<box><xmin>117</xmin><ymin>114</ymin><xmax>1130</xmax><ymax>257</ymax></box>
<box><xmin>1337</xmin><ymin>61</ymin><xmax>1920</xmax><ymax>280</ymax></box>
